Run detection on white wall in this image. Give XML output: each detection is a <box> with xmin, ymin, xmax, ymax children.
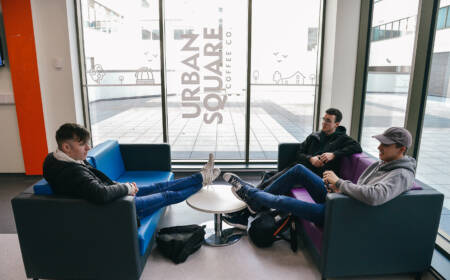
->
<box><xmin>0</xmin><ymin>106</ymin><xmax>25</xmax><ymax>172</ymax></box>
<box><xmin>0</xmin><ymin>1</ymin><xmax>25</xmax><ymax>173</ymax></box>
<box><xmin>30</xmin><ymin>0</ymin><xmax>84</xmax><ymax>152</ymax></box>
<box><xmin>0</xmin><ymin>0</ymin><xmax>84</xmax><ymax>173</ymax></box>
<box><xmin>320</xmin><ymin>0</ymin><xmax>361</xmax><ymax>130</ymax></box>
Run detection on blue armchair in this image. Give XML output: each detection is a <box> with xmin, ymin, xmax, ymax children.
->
<box><xmin>12</xmin><ymin>140</ymin><xmax>174</xmax><ymax>280</ymax></box>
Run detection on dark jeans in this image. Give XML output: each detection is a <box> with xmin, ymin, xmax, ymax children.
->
<box><xmin>247</xmin><ymin>164</ymin><xmax>327</xmax><ymax>226</ymax></box>
<box><xmin>258</xmin><ymin>160</ymin><xmax>323</xmax><ymax>190</ymax></box>
<box><xmin>134</xmin><ymin>173</ymin><xmax>203</xmax><ymax>219</ymax></box>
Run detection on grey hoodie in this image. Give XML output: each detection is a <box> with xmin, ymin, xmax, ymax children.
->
<box><xmin>336</xmin><ymin>156</ymin><xmax>416</xmax><ymax>206</ymax></box>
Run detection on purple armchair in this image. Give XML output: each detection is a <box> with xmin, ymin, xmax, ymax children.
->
<box><xmin>278</xmin><ymin>143</ymin><xmax>444</xmax><ymax>280</ymax></box>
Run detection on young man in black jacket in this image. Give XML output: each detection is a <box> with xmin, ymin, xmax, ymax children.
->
<box><xmin>43</xmin><ymin>123</ymin><xmax>220</xmax><ymax>219</ymax></box>
<box><xmin>295</xmin><ymin>108</ymin><xmax>362</xmax><ymax>177</ymax></box>
<box><xmin>259</xmin><ymin>108</ymin><xmax>362</xmax><ymax>189</ymax></box>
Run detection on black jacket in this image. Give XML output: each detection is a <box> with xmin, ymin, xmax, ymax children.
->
<box><xmin>296</xmin><ymin>126</ymin><xmax>362</xmax><ymax>176</ymax></box>
<box><xmin>43</xmin><ymin>153</ymin><xmax>129</xmax><ymax>204</ymax></box>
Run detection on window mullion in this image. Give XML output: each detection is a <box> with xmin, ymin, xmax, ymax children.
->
<box><xmin>158</xmin><ymin>0</ymin><xmax>169</xmax><ymax>143</ymax></box>
<box><xmin>245</xmin><ymin>0</ymin><xmax>253</xmax><ymax>163</ymax></box>
<box><xmin>404</xmin><ymin>0</ymin><xmax>440</xmax><ymax>158</ymax></box>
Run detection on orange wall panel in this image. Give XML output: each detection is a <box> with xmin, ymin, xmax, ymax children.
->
<box><xmin>2</xmin><ymin>0</ymin><xmax>48</xmax><ymax>175</ymax></box>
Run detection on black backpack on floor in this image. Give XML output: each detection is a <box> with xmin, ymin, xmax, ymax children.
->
<box><xmin>248</xmin><ymin>210</ymin><xmax>298</xmax><ymax>252</ymax></box>
<box><xmin>156</xmin><ymin>224</ymin><xmax>206</xmax><ymax>264</ymax></box>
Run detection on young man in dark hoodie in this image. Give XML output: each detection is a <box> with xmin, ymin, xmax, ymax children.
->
<box><xmin>258</xmin><ymin>108</ymin><xmax>362</xmax><ymax>189</ymax></box>
<box><xmin>43</xmin><ymin>123</ymin><xmax>221</xmax><ymax>219</ymax></box>
<box><xmin>224</xmin><ymin>127</ymin><xmax>416</xmax><ymax>229</ymax></box>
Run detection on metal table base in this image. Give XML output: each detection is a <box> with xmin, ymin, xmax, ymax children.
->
<box><xmin>202</xmin><ymin>213</ymin><xmax>245</xmax><ymax>246</ymax></box>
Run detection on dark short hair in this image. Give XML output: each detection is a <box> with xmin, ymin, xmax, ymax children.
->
<box><xmin>56</xmin><ymin>123</ymin><xmax>90</xmax><ymax>149</ymax></box>
<box><xmin>325</xmin><ymin>108</ymin><xmax>342</xmax><ymax>123</ymax></box>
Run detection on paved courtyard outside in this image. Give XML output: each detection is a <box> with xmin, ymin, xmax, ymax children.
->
<box><xmin>89</xmin><ymin>86</ymin><xmax>315</xmax><ymax>160</ymax></box>
<box><xmin>89</xmin><ymin>91</ymin><xmax>450</xmax><ymax>233</ymax></box>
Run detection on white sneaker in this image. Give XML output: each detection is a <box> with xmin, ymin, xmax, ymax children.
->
<box><xmin>201</xmin><ymin>153</ymin><xmax>220</xmax><ymax>186</ymax></box>
<box><xmin>211</xmin><ymin>168</ymin><xmax>221</xmax><ymax>183</ymax></box>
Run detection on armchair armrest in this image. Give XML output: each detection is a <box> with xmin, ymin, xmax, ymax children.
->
<box><xmin>120</xmin><ymin>144</ymin><xmax>171</xmax><ymax>171</ymax></box>
<box><xmin>278</xmin><ymin>143</ymin><xmax>301</xmax><ymax>171</ymax></box>
<box><xmin>320</xmin><ymin>190</ymin><xmax>444</xmax><ymax>278</ymax></box>
<box><xmin>12</xmin><ymin>194</ymin><xmax>143</xmax><ymax>280</ymax></box>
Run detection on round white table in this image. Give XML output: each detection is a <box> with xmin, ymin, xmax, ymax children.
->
<box><xmin>186</xmin><ymin>184</ymin><xmax>247</xmax><ymax>246</ymax></box>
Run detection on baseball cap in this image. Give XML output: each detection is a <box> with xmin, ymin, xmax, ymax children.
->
<box><xmin>372</xmin><ymin>127</ymin><xmax>412</xmax><ymax>148</ymax></box>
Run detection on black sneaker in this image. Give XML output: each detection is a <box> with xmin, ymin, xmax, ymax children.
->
<box><xmin>223</xmin><ymin>212</ymin><xmax>249</xmax><ymax>230</ymax></box>
<box><xmin>223</xmin><ymin>173</ymin><xmax>261</xmax><ymax>214</ymax></box>
<box><xmin>223</xmin><ymin>173</ymin><xmax>250</xmax><ymax>199</ymax></box>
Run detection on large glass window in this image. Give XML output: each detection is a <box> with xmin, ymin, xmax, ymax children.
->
<box><xmin>79</xmin><ymin>0</ymin><xmax>164</xmax><ymax>145</ymax></box>
<box><xmin>360</xmin><ymin>0</ymin><xmax>419</xmax><ymax>157</ymax></box>
<box><xmin>416</xmin><ymin>0</ymin><xmax>450</xmax><ymax>237</ymax></box>
<box><xmin>78</xmin><ymin>0</ymin><xmax>323</xmax><ymax>162</ymax></box>
<box><xmin>164</xmin><ymin>0</ymin><xmax>247</xmax><ymax>160</ymax></box>
<box><xmin>249</xmin><ymin>0</ymin><xmax>321</xmax><ymax>160</ymax></box>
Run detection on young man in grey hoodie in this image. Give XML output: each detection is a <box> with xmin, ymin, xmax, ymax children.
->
<box><xmin>223</xmin><ymin>127</ymin><xmax>416</xmax><ymax>228</ymax></box>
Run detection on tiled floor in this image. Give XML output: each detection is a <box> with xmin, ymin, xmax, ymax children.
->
<box><xmin>88</xmin><ymin>91</ymin><xmax>450</xmax><ymax>234</ymax></box>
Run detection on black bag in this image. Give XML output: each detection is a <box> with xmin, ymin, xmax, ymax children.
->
<box><xmin>248</xmin><ymin>210</ymin><xmax>298</xmax><ymax>252</ymax></box>
<box><xmin>156</xmin><ymin>224</ymin><xmax>206</xmax><ymax>264</ymax></box>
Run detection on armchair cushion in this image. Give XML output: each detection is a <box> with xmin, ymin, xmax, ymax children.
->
<box><xmin>353</xmin><ymin>155</ymin><xmax>375</xmax><ymax>183</ymax></box>
<box><xmin>87</xmin><ymin>140</ymin><xmax>125</xmax><ymax>180</ymax></box>
<box><xmin>338</xmin><ymin>153</ymin><xmax>365</xmax><ymax>182</ymax></box>
<box><xmin>116</xmin><ymin>171</ymin><xmax>174</xmax><ymax>186</ymax></box>
<box><xmin>116</xmin><ymin>171</ymin><xmax>175</xmax><ymax>256</ymax></box>
<box><xmin>33</xmin><ymin>179</ymin><xmax>53</xmax><ymax>195</ymax></box>
<box><xmin>138</xmin><ymin>207</ymin><xmax>165</xmax><ymax>256</ymax></box>
<box><xmin>291</xmin><ymin>188</ymin><xmax>324</xmax><ymax>253</ymax></box>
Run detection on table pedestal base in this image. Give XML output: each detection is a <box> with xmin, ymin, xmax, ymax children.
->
<box><xmin>202</xmin><ymin>213</ymin><xmax>245</xmax><ymax>247</ymax></box>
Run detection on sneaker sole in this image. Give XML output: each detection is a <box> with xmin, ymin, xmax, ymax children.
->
<box><xmin>246</xmin><ymin>206</ymin><xmax>257</xmax><ymax>215</ymax></box>
<box><xmin>222</xmin><ymin>218</ymin><xmax>247</xmax><ymax>230</ymax></box>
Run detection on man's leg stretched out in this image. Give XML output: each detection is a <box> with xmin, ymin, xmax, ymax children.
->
<box><xmin>223</xmin><ymin>170</ymin><xmax>326</xmax><ymax>226</ymax></box>
<box><xmin>264</xmin><ymin>164</ymin><xmax>328</xmax><ymax>204</ymax></box>
<box><xmin>135</xmin><ymin>153</ymin><xmax>220</xmax><ymax>218</ymax></box>
<box><xmin>135</xmin><ymin>184</ymin><xmax>204</xmax><ymax>218</ymax></box>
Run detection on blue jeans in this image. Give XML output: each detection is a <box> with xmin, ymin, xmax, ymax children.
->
<box><xmin>246</xmin><ymin>164</ymin><xmax>327</xmax><ymax>226</ymax></box>
<box><xmin>134</xmin><ymin>173</ymin><xmax>203</xmax><ymax>219</ymax></box>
